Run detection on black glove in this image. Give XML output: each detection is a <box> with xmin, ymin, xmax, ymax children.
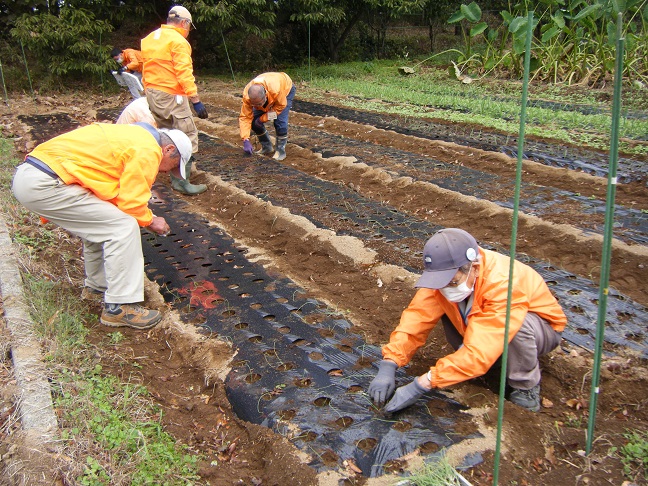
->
<box><xmin>384</xmin><ymin>378</ymin><xmax>428</xmax><ymax>413</ymax></box>
<box><xmin>192</xmin><ymin>101</ymin><xmax>208</xmax><ymax>119</ymax></box>
<box><xmin>116</xmin><ymin>66</ymin><xmax>126</xmax><ymax>74</ymax></box>
<box><xmin>252</xmin><ymin>116</ymin><xmax>265</xmax><ymax>133</ymax></box>
<box><xmin>368</xmin><ymin>360</ymin><xmax>397</xmax><ymax>406</ymax></box>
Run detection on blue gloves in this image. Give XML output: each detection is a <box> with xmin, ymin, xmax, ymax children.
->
<box><xmin>243</xmin><ymin>139</ymin><xmax>254</xmax><ymax>155</ymax></box>
<box><xmin>192</xmin><ymin>101</ymin><xmax>208</xmax><ymax>119</ymax></box>
<box><xmin>384</xmin><ymin>378</ymin><xmax>428</xmax><ymax>413</ymax></box>
<box><xmin>368</xmin><ymin>360</ymin><xmax>397</xmax><ymax>406</ymax></box>
<box><xmin>252</xmin><ymin>117</ymin><xmax>265</xmax><ymax>133</ymax></box>
<box><xmin>116</xmin><ymin>66</ymin><xmax>126</xmax><ymax>74</ymax></box>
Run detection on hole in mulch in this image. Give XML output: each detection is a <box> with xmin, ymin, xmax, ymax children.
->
<box><xmin>314</xmin><ymin>397</ymin><xmax>331</xmax><ymax>407</ymax></box>
<box><xmin>419</xmin><ymin>441</ymin><xmax>440</xmax><ymax>454</ymax></box>
<box><xmin>309</xmin><ymin>352</ymin><xmax>324</xmax><ymax>361</ymax></box>
<box><xmin>245</xmin><ymin>373</ymin><xmax>261</xmax><ymax>384</ymax></box>
<box><xmin>294</xmin><ymin>377</ymin><xmax>312</xmax><ymax>387</ymax></box>
<box><xmin>235</xmin><ymin>322</ymin><xmax>249</xmax><ymax>329</ymax></box>
<box><xmin>277</xmin><ymin>362</ymin><xmax>295</xmax><ymax>371</ymax></box>
<box><xmin>356</xmin><ymin>438</ymin><xmax>377</xmax><ymax>452</ymax></box>
<box><xmin>278</xmin><ymin>409</ymin><xmax>296</xmax><ymax>421</ymax></box>
<box><xmin>392</xmin><ymin>421</ymin><xmax>412</xmax><ymax>432</ymax></box>
<box><xmin>334</xmin><ymin>416</ymin><xmax>354</xmax><ymax>428</ymax></box>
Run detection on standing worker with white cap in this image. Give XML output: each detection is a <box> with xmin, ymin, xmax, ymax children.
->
<box><xmin>368</xmin><ymin>228</ymin><xmax>566</xmax><ymax>413</ymax></box>
<box><xmin>141</xmin><ymin>4</ymin><xmax>208</xmax><ymax>195</ymax></box>
<box><xmin>12</xmin><ymin>122</ymin><xmax>193</xmax><ymax>330</ymax></box>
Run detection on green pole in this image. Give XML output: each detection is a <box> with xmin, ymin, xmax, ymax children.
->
<box><xmin>19</xmin><ymin>40</ymin><xmax>34</xmax><ymax>97</ymax></box>
<box><xmin>221</xmin><ymin>30</ymin><xmax>235</xmax><ymax>83</ymax></box>
<box><xmin>493</xmin><ymin>11</ymin><xmax>534</xmax><ymax>485</ymax></box>
<box><xmin>586</xmin><ymin>12</ymin><xmax>624</xmax><ymax>455</ymax></box>
<box><xmin>99</xmin><ymin>31</ymin><xmax>104</xmax><ymax>95</ymax></box>
<box><xmin>0</xmin><ymin>57</ymin><xmax>9</xmax><ymax>105</ymax></box>
<box><xmin>308</xmin><ymin>21</ymin><xmax>312</xmax><ymax>83</ymax></box>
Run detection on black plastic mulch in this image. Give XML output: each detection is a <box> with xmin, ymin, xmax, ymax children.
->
<box><xmin>143</xmin><ymin>186</ymin><xmax>481</xmax><ymax>477</ymax></box>
<box><xmin>194</xmin><ymin>133</ymin><xmax>648</xmax><ymax>358</ymax></box>
<box><xmin>292</xmin><ymin>99</ymin><xmax>648</xmax><ymax>184</ymax></box>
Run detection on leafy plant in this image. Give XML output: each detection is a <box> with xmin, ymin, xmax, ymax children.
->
<box><xmin>618</xmin><ymin>429</ymin><xmax>648</xmax><ymax>481</ymax></box>
<box><xmin>10</xmin><ymin>8</ymin><xmax>113</xmax><ymax>82</ymax></box>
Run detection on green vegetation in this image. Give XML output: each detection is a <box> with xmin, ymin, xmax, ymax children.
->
<box><xmin>616</xmin><ymin>429</ymin><xmax>648</xmax><ymax>482</ymax></box>
<box><xmin>0</xmin><ymin>140</ymin><xmax>202</xmax><ymax>485</ymax></box>
<box><xmin>291</xmin><ymin>60</ymin><xmax>648</xmax><ymax>156</ymax></box>
<box><xmin>405</xmin><ymin>455</ymin><xmax>469</xmax><ymax>485</ymax></box>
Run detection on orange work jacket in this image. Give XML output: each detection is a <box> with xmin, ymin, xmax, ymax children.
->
<box><xmin>122</xmin><ymin>48</ymin><xmax>143</xmax><ymax>72</ymax></box>
<box><xmin>29</xmin><ymin>123</ymin><xmax>162</xmax><ymax>227</ymax></box>
<box><xmin>239</xmin><ymin>72</ymin><xmax>293</xmax><ymax>139</ymax></box>
<box><xmin>141</xmin><ymin>24</ymin><xmax>197</xmax><ymax>97</ymax></box>
<box><xmin>382</xmin><ymin>248</ymin><xmax>567</xmax><ymax>389</ymax></box>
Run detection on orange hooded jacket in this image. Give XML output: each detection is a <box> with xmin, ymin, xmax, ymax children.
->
<box><xmin>28</xmin><ymin>123</ymin><xmax>162</xmax><ymax>227</ymax></box>
<box><xmin>239</xmin><ymin>72</ymin><xmax>293</xmax><ymax>139</ymax></box>
<box><xmin>141</xmin><ymin>24</ymin><xmax>197</xmax><ymax>97</ymax></box>
<box><xmin>382</xmin><ymin>248</ymin><xmax>567</xmax><ymax>389</ymax></box>
<box><xmin>122</xmin><ymin>48</ymin><xmax>143</xmax><ymax>72</ymax></box>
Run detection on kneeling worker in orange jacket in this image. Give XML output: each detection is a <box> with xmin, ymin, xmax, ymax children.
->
<box><xmin>368</xmin><ymin>228</ymin><xmax>566</xmax><ymax>412</ymax></box>
<box><xmin>12</xmin><ymin>123</ymin><xmax>193</xmax><ymax>330</ymax></box>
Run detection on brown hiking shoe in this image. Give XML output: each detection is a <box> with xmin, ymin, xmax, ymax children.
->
<box><xmin>81</xmin><ymin>287</ymin><xmax>104</xmax><ymax>303</ymax></box>
<box><xmin>100</xmin><ymin>304</ymin><xmax>162</xmax><ymax>330</ymax></box>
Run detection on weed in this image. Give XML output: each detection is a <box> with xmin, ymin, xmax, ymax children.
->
<box><xmin>405</xmin><ymin>453</ymin><xmax>467</xmax><ymax>485</ymax></box>
<box><xmin>615</xmin><ymin>429</ymin><xmax>648</xmax><ymax>482</ymax></box>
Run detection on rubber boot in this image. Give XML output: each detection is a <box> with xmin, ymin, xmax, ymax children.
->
<box><xmin>170</xmin><ymin>160</ymin><xmax>207</xmax><ymax>195</ymax></box>
<box><xmin>255</xmin><ymin>130</ymin><xmax>274</xmax><ymax>155</ymax></box>
<box><xmin>273</xmin><ymin>135</ymin><xmax>288</xmax><ymax>161</ymax></box>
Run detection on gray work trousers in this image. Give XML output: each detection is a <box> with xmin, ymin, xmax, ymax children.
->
<box><xmin>442</xmin><ymin>312</ymin><xmax>562</xmax><ymax>389</ymax></box>
<box><xmin>12</xmin><ymin>164</ymin><xmax>145</xmax><ymax>304</ymax></box>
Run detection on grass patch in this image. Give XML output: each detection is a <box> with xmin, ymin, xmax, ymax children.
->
<box><xmin>405</xmin><ymin>454</ymin><xmax>469</xmax><ymax>485</ymax></box>
<box><xmin>290</xmin><ymin>62</ymin><xmax>648</xmax><ymax>156</ymax></box>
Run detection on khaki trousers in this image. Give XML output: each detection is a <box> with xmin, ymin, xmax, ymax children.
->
<box><xmin>442</xmin><ymin>312</ymin><xmax>562</xmax><ymax>389</ymax></box>
<box><xmin>12</xmin><ymin>164</ymin><xmax>145</xmax><ymax>304</ymax></box>
<box><xmin>145</xmin><ymin>88</ymin><xmax>198</xmax><ymax>153</ymax></box>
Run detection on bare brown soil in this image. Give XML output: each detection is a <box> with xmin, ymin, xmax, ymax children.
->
<box><xmin>0</xmin><ymin>81</ymin><xmax>647</xmax><ymax>486</ymax></box>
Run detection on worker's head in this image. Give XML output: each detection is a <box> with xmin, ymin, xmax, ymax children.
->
<box><xmin>416</xmin><ymin>228</ymin><xmax>480</xmax><ymax>297</ymax></box>
<box><xmin>168</xmin><ymin>5</ymin><xmax>195</xmax><ymax>35</ymax></box>
<box><xmin>248</xmin><ymin>84</ymin><xmax>267</xmax><ymax>108</ymax></box>
<box><xmin>111</xmin><ymin>47</ymin><xmax>123</xmax><ymax>63</ymax></box>
<box><xmin>158</xmin><ymin>129</ymin><xmax>193</xmax><ymax>178</ymax></box>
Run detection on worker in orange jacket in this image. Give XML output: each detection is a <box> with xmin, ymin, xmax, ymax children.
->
<box><xmin>111</xmin><ymin>47</ymin><xmax>144</xmax><ymax>80</ymax></box>
<box><xmin>12</xmin><ymin>123</ymin><xmax>193</xmax><ymax>330</ymax></box>
<box><xmin>369</xmin><ymin>228</ymin><xmax>566</xmax><ymax>412</ymax></box>
<box><xmin>240</xmin><ymin>72</ymin><xmax>295</xmax><ymax>161</ymax></box>
<box><xmin>141</xmin><ymin>5</ymin><xmax>207</xmax><ymax>195</ymax></box>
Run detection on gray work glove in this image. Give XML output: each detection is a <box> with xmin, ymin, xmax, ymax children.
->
<box><xmin>368</xmin><ymin>360</ymin><xmax>397</xmax><ymax>406</ymax></box>
<box><xmin>384</xmin><ymin>378</ymin><xmax>428</xmax><ymax>413</ymax></box>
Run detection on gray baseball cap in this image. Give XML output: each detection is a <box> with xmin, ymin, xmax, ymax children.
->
<box><xmin>415</xmin><ymin>228</ymin><xmax>479</xmax><ymax>289</ymax></box>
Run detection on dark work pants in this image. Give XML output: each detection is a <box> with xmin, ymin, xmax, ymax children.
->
<box><xmin>442</xmin><ymin>312</ymin><xmax>562</xmax><ymax>390</ymax></box>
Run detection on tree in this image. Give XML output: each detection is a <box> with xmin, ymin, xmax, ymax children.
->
<box><xmin>287</xmin><ymin>0</ymin><xmax>424</xmax><ymax>62</ymax></box>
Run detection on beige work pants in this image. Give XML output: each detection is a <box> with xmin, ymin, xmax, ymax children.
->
<box><xmin>145</xmin><ymin>88</ymin><xmax>198</xmax><ymax>153</ymax></box>
<box><xmin>12</xmin><ymin>164</ymin><xmax>145</xmax><ymax>304</ymax></box>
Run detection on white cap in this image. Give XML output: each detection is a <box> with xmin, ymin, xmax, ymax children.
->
<box><xmin>158</xmin><ymin>128</ymin><xmax>192</xmax><ymax>179</ymax></box>
<box><xmin>168</xmin><ymin>5</ymin><xmax>195</xmax><ymax>28</ymax></box>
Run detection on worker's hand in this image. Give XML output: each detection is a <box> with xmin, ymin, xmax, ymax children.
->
<box><xmin>192</xmin><ymin>101</ymin><xmax>208</xmax><ymax>119</ymax></box>
<box><xmin>252</xmin><ymin>117</ymin><xmax>265</xmax><ymax>133</ymax></box>
<box><xmin>384</xmin><ymin>378</ymin><xmax>428</xmax><ymax>413</ymax></box>
<box><xmin>116</xmin><ymin>66</ymin><xmax>126</xmax><ymax>74</ymax></box>
<box><xmin>148</xmin><ymin>216</ymin><xmax>171</xmax><ymax>236</ymax></box>
<box><xmin>243</xmin><ymin>139</ymin><xmax>254</xmax><ymax>155</ymax></box>
<box><xmin>368</xmin><ymin>360</ymin><xmax>397</xmax><ymax>406</ymax></box>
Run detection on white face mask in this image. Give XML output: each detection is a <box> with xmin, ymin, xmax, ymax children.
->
<box><xmin>439</xmin><ymin>266</ymin><xmax>475</xmax><ymax>302</ymax></box>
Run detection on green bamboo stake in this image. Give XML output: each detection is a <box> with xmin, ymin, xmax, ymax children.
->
<box><xmin>19</xmin><ymin>40</ymin><xmax>34</xmax><ymax>97</ymax></box>
<box><xmin>99</xmin><ymin>31</ymin><xmax>104</xmax><ymax>95</ymax></box>
<box><xmin>0</xmin><ymin>57</ymin><xmax>9</xmax><ymax>105</ymax></box>
<box><xmin>221</xmin><ymin>30</ymin><xmax>235</xmax><ymax>83</ymax></box>
<box><xmin>586</xmin><ymin>12</ymin><xmax>624</xmax><ymax>455</ymax></box>
<box><xmin>493</xmin><ymin>11</ymin><xmax>534</xmax><ymax>485</ymax></box>
<box><xmin>308</xmin><ymin>20</ymin><xmax>312</xmax><ymax>83</ymax></box>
